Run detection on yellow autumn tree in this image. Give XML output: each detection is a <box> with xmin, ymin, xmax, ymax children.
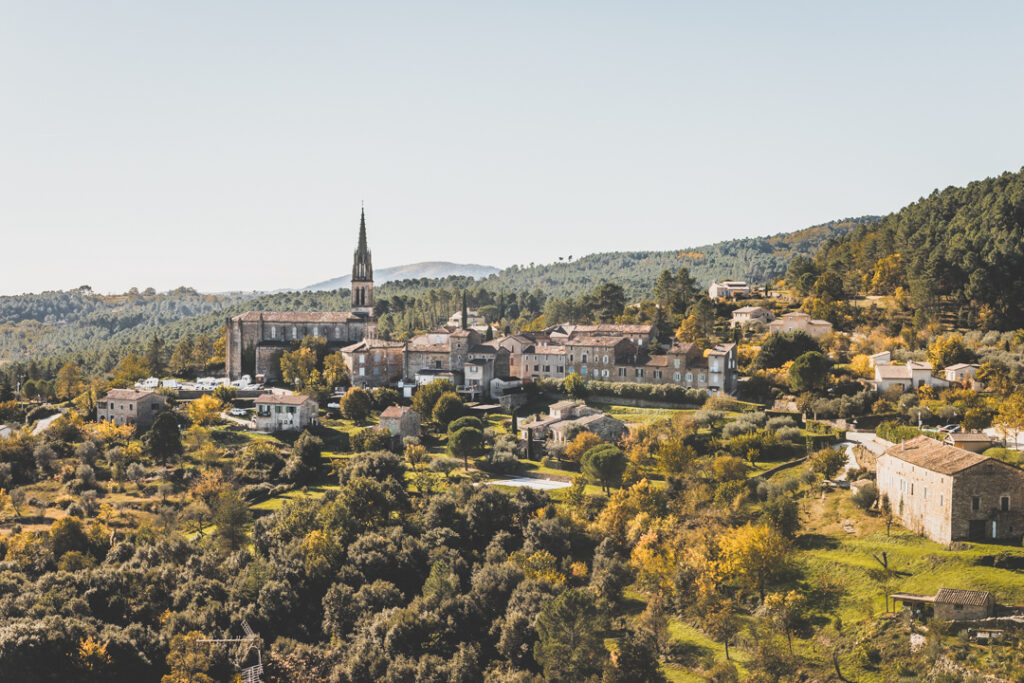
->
<box><xmin>188</xmin><ymin>395</ymin><xmax>224</xmax><ymax>426</ymax></box>
<box><xmin>717</xmin><ymin>522</ymin><xmax>790</xmax><ymax>601</ymax></box>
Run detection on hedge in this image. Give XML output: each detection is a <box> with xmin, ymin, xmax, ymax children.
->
<box><xmin>532</xmin><ymin>377</ymin><xmax>707</xmax><ymax>405</ymax></box>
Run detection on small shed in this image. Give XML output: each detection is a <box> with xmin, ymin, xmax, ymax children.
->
<box><xmin>891</xmin><ymin>588</ymin><xmax>994</xmax><ymax>621</ymax></box>
<box><xmin>944</xmin><ymin>432</ymin><xmax>996</xmax><ymax>453</ymax></box>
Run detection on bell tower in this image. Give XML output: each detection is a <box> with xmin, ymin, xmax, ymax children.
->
<box><xmin>351</xmin><ymin>205</ymin><xmax>374</xmax><ymax>317</ymax></box>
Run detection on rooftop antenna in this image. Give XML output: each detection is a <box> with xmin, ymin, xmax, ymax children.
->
<box><xmin>200</xmin><ymin>618</ymin><xmax>264</xmax><ymax>683</ymax></box>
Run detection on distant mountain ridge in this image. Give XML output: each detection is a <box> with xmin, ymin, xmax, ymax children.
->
<box><xmin>302</xmin><ymin>261</ymin><xmax>500</xmax><ymax>292</ymax></box>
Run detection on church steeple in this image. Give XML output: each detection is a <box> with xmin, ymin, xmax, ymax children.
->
<box><xmin>351</xmin><ymin>205</ymin><xmax>374</xmax><ymax>316</ymax></box>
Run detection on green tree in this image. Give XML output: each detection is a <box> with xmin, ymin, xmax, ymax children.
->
<box><xmin>161</xmin><ymin>631</ymin><xmax>215</xmax><ymax>683</ymax></box>
<box><xmin>582</xmin><ymin>444</ymin><xmax>627</xmax><ymax>493</ymax></box>
<box><xmin>534</xmin><ymin>588</ymin><xmax>608</xmax><ymax>682</ymax></box>
<box><xmin>146</xmin><ymin>410</ymin><xmax>183</xmax><ymax>465</ymax></box>
<box><xmin>592</xmin><ymin>282</ymin><xmax>626</xmax><ymax>323</ymax></box>
<box><xmin>341</xmin><ymin>386</ymin><xmax>373</xmax><ymax>423</ymax></box>
<box><xmin>323</xmin><ymin>352</ymin><xmax>350</xmax><ymax>389</ymax></box>
<box><xmin>563</xmin><ymin>372</ymin><xmax>586</xmax><ymax>399</ymax></box>
<box><xmin>412</xmin><ymin>378</ymin><xmax>457</xmax><ymax>418</ymax></box>
<box><xmin>144</xmin><ymin>333</ymin><xmax>167</xmax><ymax>376</ymax></box>
<box><xmin>448</xmin><ymin>426</ymin><xmax>484</xmax><ymax>470</ymax></box>
<box><xmin>788</xmin><ymin>351</ymin><xmax>830</xmax><ymax>392</ymax></box>
<box><xmin>432</xmin><ymin>391</ymin><xmax>463</xmax><ymax>428</ymax></box>
<box><xmin>212</xmin><ymin>489</ymin><xmax>251</xmax><ymax>551</ymax></box>
<box><xmin>927</xmin><ymin>334</ymin><xmax>972</xmax><ymax>369</ymax></box>
<box><xmin>808</xmin><ymin>447</ymin><xmax>846</xmax><ymax>480</ymax></box>
<box><xmin>280</xmin><ymin>346</ymin><xmax>317</xmax><ymax>390</ymax></box>
<box><xmin>54</xmin><ymin>362</ymin><xmax>85</xmax><ymax>401</ymax></box>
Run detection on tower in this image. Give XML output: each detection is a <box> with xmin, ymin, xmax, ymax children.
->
<box><xmin>351</xmin><ymin>206</ymin><xmax>374</xmax><ymax>317</ymax></box>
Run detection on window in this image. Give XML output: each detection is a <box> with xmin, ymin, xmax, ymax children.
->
<box><xmin>544</xmin><ymin>365</ymin><xmax>551</xmax><ymax>372</ymax></box>
<box><xmin>557</xmin><ymin>366</ymin><xmax>564</xmax><ymax>373</ymax></box>
<box><xmin>291</xmin><ymin>326</ymin><xmax>298</xmax><ymax>339</ymax></box>
<box><xmin>698</xmin><ymin>373</ymin><xmax>706</xmax><ymax>382</ymax></box>
<box><xmin>569</xmin><ymin>354</ymin><xmax>574</xmax><ymax>362</ymax></box>
<box><xmin>581</xmin><ymin>354</ymin><xmax>588</xmax><ymax>363</ymax></box>
<box><xmin>940</xmin><ymin>494</ymin><xmax>944</xmax><ymax>506</ymax></box>
<box><xmin>673</xmin><ymin>372</ymin><xmax>681</xmax><ymax>381</ymax></box>
<box><xmin>654</xmin><ymin>370</ymin><xmax>661</xmax><ymax>379</ymax></box>
<box><xmin>602</xmin><ymin>369</ymin><xmax>609</xmax><ymax>377</ymax></box>
<box><xmin>271</xmin><ymin>326</ymin><xmax>277</xmax><ymax>339</ymax></box>
<box><xmin>972</xmin><ymin>496</ymin><xmax>981</xmax><ymax>511</ymax></box>
<box><xmin>602</xmin><ymin>355</ymin><xmax>608</xmax><ymax>364</ymax></box>
<box><xmin>674</xmin><ymin>359</ymin><xmax>680</xmax><ymax>369</ymax></box>
<box><xmin>534</xmin><ymin>365</ymin><xmax>540</xmax><ymax>372</ymax></box>
<box><xmin>434</xmin><ymin>361</ymin><xmax>442</xmax><ymax>369</ymax></box>
<box><xmin>313</xmin><ymin>326</ymin><xmax>319</xmax><ymax>337</ymax></box>
<box><xmin>685</xmin><ymin>372</ymin><xmax>693</xmax><ymax>382</ymax></box>
<box><xmin>619</xmin><ymin>368</ymin><xmax>626</xmax><ymax>377</ymax></box>
<box><xmin>1002</xmin><ymin>496</ymin><xmax>1010</xmax><ymax>512</ymax></box>
<box><xmin>359</xmin><ymin>354</ymin><xmax>366</xmax><ymax>364</ymax></box>
<box><xmin>593</xmin><ymin>369</ymin><xmax>599</xmax><ymax>378</ymax></box>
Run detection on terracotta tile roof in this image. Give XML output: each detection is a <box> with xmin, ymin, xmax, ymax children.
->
<box><xmin>566</xmin><ymin>336</ymin><xmax>628</xmax><ymax>347</ymax></box>
<box><xmin>232</xmin><ymin>311</ymin><xmax>362</xmax><ymax>323</ymax></box>
<box><xmin>935</xmin><ymin>589</ymin><xmax>992</xmax><ymax>606</ymax></box>
<box><xmin>944</xmin><ymin>363</ymin><xmax>979</xmax><ymax>371</ymax></box>
<box><xmin>341</xmin><ymin>339</ymin><xmax>405</xmax><ymax>352</ymax></box>
<box><xmin>406</xmin><ymin>344</ymin><xmax>449</xmax><ymax>353</ymax></box>
<box><xmin>947</xmin><ymin>432</ymin><xmax>995</xmax><ymax>443</ymax></box>
<box><xmin>733</xmin><ymin>306</ymin><xmax>769</xmax><ymax>314</ymax></box>
<box><xmin>876</xmin><ymin>365</ymin><xmax>913</xmax><ymax>380</ymax></box>
<box><xmin>380</xmin><ymin>406</ymin><xmax>414</xmax><ymax>419</ymax></box>
<box><xmin>525</xmin><ymin>346</ymin><xmax>566</xmax><ymax>355</ymax></box>
<box><xmin>882</xmin><ymin>435</ymin><xmax>989</xmax><ymax>475</ymax></box>
<box><xmin>103</xmin><ymin>389</ymin><xmax>159</xmax><ymax>401</ymax></box>
<box><xmin>254</xmin><ymin>393</ymin><xmax>315</xmax><ymax>405</ymax></box>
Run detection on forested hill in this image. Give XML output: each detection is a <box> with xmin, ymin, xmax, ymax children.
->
<box><xmin>471</xmin><ymin>217</ymin><xmax>877</xmax><ymax>299</ymax></box>
<box><xmin>814</xmin><ymin>167</ymin><xmax>1024</xmax><ymax>328</ymax></box>
<box><xmin>0</xmin><ymin>287</ymin><xmax>258</xmax><ymax>367</ymax></box>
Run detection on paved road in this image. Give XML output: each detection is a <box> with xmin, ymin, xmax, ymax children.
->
<box><xmin>220</xmin><ymin>411</ymin><xmax>255</xmax><ymax>429</ymax></box>
<box><xmin>486</xmin><ymin>477</ymin><xmax>572</xmax><ymax>490</ymax></box>
<box><xmin>32</xmin><ymin>410</ymin><xmax>65</xmax><ymax>435</ymax></box>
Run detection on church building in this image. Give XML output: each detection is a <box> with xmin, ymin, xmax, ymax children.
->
<box><xmin>225</xmin><ymin>209</ymin><xmax>377</xmax><ymax>381</ymax></box>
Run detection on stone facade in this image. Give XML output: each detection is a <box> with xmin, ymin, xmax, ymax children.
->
<box><xmin>379</xmin><ymin>406</ymin><xmax>420</xmax><ymax>440</ymax></box>
<box><xmin>876</xmin><ymin>436</ymin><xmax>1024</xmax><ymax>544</ymax></box>
<box><xmin>768</xmin><ymin>311</ymin><xmax>833</xmax><ymax>338</ymax></box>
<box><xmin>342</xmin><ymin>339</ymin><xmax>405</xmax><ymax>388</ymax></box>
<box><xmin>96</xmin><ymin>389</ymin><xmax>167</xmax><ymax>429</ymax></box>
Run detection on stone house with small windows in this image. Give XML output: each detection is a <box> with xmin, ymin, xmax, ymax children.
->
<box><xmin>708</xmin><ymin>281</ymin><xmax>750</xmax><ymax>299</ymax></box>
<box><xmin>546</xmin><ymin>324</ymin><xmax>656</xmax><ymax>353</ymax></box>
<box><xmin>96</xmin><ymin>389</ymin><xmax>167</xmax><ymax>429</ymax></box>
<box><xmin>869</xmin><ymin>361</ymin><xmax>948</xmax><ymax>394</ymax></box>
<box><xmin>768</xmin><ymin>311</ymin><xmax>833</xmax><ymax>338</ymax></box>
<box><xmin>254</xmin><ymin>393</ymin><xmax>319</xmax><ymax>433</ymax></box>
<box><xmin>730</xmin><ymin>306</ymin><xmax>773</xmax><ymax>327</ymax></box>
<box><xmin>549</xmin><ymin>412</ymin><xmax>626</xmax><ymax>444</ymax></box>
<box><xmin>341</xmin><ymin>339</ymin><xmax>405</xmax><ymax>388</ymax></box>
<box><xmin>565</xmin><ymin>336</ymin><xmax>638</xmax><ymax>382</ymax></box>
<box><xmin>876</xmin><ymin>436</ymin><xmax>1024</xmax><ymax>544</ymax></box>
<box><xmin>379</xmin><ymin>406</ymin><xmax>420</xmax><ymax>441</ymax></box>
<box><xmin>519</xmin><ymin>345</ymin><xmax>567</xmax><ymax>382</ymax></box>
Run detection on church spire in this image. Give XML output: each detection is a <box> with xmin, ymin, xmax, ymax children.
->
<box><xmin>351</xmin><ymin>205</ymin><xmax>374</xmax><ymax>316</ymax></box>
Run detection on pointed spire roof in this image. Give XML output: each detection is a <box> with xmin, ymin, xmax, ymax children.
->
<box><xmin>352</xmin><ymin>204</ymin><xmax>372</xmax><ymax>282</ymax></box>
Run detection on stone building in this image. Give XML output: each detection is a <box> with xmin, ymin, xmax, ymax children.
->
<box><xmin>768</xmin><ymin>311</ymin><xmax>833</xmax><ymax>338</ymax></box>
<box><xmin>891</xmin><ymin>589</ymin><xmax>995</xmax><ymax>621</ymax></box>
<box><xmin>96</xmin><ymin>389</ymin><xmax>167</xmax><ymax>429</ymax></box>
<box><xmin>549</xmin><ymin>412</ymin><xmax>626</xmax><ymax>443</ymax></box>
<box><xmin>254</xmin><ymin>393</ymin><xmax>319</xmax><ymax>432</ymax></box>
<box><xmin>342</xmin><ymin>339</ymin><xmax>405</xmax><ymax>388</ymax></box>
<box><xmin>379</xmin><ymin>406</ymin><xmax>420</xmax><ymax>441</ymax></box>
<box><xmin>730</xmin><ymin>305</ymin><xmax>773</xmax><ymax>327</ymax></box>
<box><xmin>226</xmin><ymin>209</ymin><xmax>377</xmax><ymax>380</ymax></box>
<box><xmin>519</xmin><ymin>345</ymin><xmax>567</xmax><ymax>382</ymax></box>
<box><xmin>876</xmin><ymin>436</ymin><xmax>1024</xmax><ymax>544</ymax></box>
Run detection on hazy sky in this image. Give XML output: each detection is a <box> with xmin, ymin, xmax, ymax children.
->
<box><xmin>3</xmin><ymin>2</ymin><xmax>1024</xmax><ymax>295</ymax></box>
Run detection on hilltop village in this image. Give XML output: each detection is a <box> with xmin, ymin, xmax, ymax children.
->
<box><xmin>4</xmin><ymin>205</ymin><xmax>1024</xmax><ymax>682</ymax></box>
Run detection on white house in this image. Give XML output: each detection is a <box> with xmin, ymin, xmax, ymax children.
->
<box><xmin>869</xmin><ymin>360</ymin><xmax>948</xmax><ymax>393</ymax></box>
<box><xmin>944</xmin><ymin>363</ymin><xmax>981</xmax><ymax>388</ymax></box>
<box><xmin>254</xmin><ymin>393</ymin><xmax>319</xmax><ymax>432</ymax></box>
<box><xmin>868</xmin><ymin>351</ymin><xmax>892</xmax><ymax>367</ymax></box>
<box><xmin>708</xmin><ymin>281</ymin><xmax>750</xmax><ymax>299</ymax></box>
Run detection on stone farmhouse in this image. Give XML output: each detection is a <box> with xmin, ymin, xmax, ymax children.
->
<box><xmin>226</xmin><ymin>208</ymin><xmax>377</xmax><ymax>381</ymax></box>
<box><xmin>519</xmin><ymin>400</ymin><xmax>625</xmax><ymax>443</ymax></box>
<box><xmin>876</xmin><ymin>436</ymin><xmax>1024</xmax><ymax>544</ymax></box>
<box><xmin>379</xmin><ymin>406</ymin><xmax>420</xmax><ymax>441</ymax></box>
<box><xmin>730</xmin><ymin>305</ymin><xmax>773</xmax><ymax>327</ymax></box>
<box><xmin>254</xmin><ymin>393</ymin><xmax>319</xmax><ymax>432</ymax></box>
<box><xmin>768</xmin><ymin>311</ymin><xmax>833</xmax><ymax>338</ymax></box>
<box><xmin>96</xmin><ymin>389</ymin><xmax>167</xmax><ymax>429</ymax></box>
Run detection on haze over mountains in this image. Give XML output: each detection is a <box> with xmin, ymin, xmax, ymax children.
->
<box><xmin>301</xmin><ymin>262</ymin><xmax>500</xmax><ymax>292</ymax></box>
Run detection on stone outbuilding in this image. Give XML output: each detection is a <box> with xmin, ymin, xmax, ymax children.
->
<box><xmin>379</xmin><ymin>406</ymin><xmax>420</xmax><ymax>441</ymax></box>
<box><xmin>96</xmin><ymin>389</ymin><xmax>167</xmax><ymax>429</ymax></box>
<box><xmin>891</xmin><ymin>588</ymin><xmax>995</xmax><ymax>621</ymax></box>
<box><xmin>876</xmin><ymin>436</ymin><xmax>1024</xmax><ymax>544</ymax></box>
<box><xmin>549</xmin><ymin>412</ymin><xmax>626</xmax><ymax>444</ymax></box>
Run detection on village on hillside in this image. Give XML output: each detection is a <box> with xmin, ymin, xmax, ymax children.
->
<box><xmin>4</xmin><ymin>208</ymin><xmax>1024</xmax><ymax>681</ymax></box>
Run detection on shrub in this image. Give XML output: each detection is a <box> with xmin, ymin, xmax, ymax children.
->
<box><xmin>851</xmin><ymin>482</ymin><xmax>878</xmax><ymax>510</ymax></box>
